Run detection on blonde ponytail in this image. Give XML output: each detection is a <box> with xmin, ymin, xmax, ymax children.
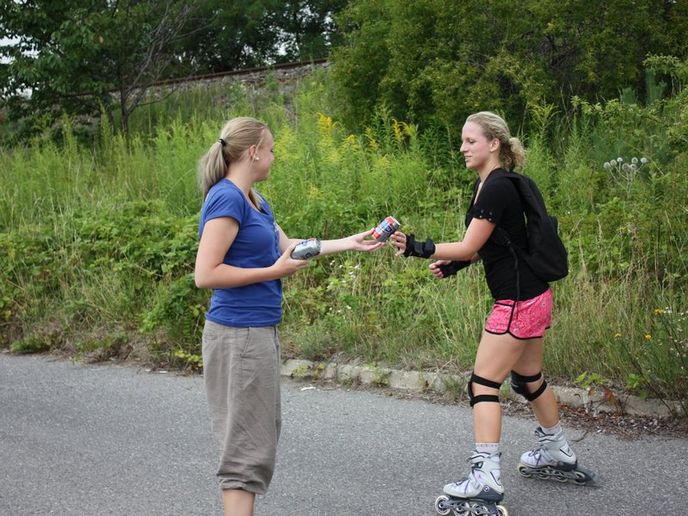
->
<box><xmin>197</xmin><ymin>117</ymin><xmax>268</xmax><ymax>198</ymax></box>
<box><xmin>198</xmin><ymin>141</ymin><xmax>228</xmax><ymax>198</ymax></box>
<box><xmin>507</xmin><ymin>136</ymin><xmax>526</xmax><ymax>170</ymax></box>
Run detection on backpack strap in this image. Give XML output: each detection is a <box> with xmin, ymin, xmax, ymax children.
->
<box><xmin>483</xmin><ymin>169</ymin><xmax>525</xmax><ymax>300</ymax></box>
<box><xmin>482</xmin><ymin>170</ymin><xmax>523</xmax><ymax>251</ymax></box>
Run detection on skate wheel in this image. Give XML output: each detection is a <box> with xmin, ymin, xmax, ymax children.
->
<box><xmin>573</xmin><ymin>469</ymin><xmax>592</xmax><ymax>485</ymax></box>
<box><xmin>497</xmin><ymin>505</ymin><xmax>509</xmax><ymax>516</ymax></box>
<box><xmin>434</xmin><ymin>494</ymin><xmax>451</xmax><ymax>516</ymax></box>
<box><xmin>516</xmin><ymin>464</ymin><xmax>532</xmax><ymax>478</ymax></box>
<box><xmin>553</xmin><ymin>470</ymin><xmax>568</xmax><ymax>483</ymax></box>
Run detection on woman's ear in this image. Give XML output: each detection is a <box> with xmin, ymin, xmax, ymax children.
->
<box><xmin>489</xmin><ymin>138</ymin><xmax>501</xmax><ymax>153</ymax></box>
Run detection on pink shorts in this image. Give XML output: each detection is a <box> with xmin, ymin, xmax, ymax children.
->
<box><xmin>485</xmin><ymin>289</ymin><xmax>553</xmax><ymax>340</ymax></box>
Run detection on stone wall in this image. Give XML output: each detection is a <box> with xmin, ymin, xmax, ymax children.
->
<box><xmin>148</xmin><ymin>59</ymin><xmax>329</xmax><ymax>98</ymax></box>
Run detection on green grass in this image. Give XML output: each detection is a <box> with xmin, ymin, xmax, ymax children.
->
<box><xmin>1</xmin><ymin>71</ymin><xmax>687</xmax><ymax>409</ymax></box>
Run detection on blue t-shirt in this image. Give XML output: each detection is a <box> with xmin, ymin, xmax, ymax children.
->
<box><xmin>199</xmin><ymin>179</ymin><xmax>282</xmax><ymax>327</ymax></box>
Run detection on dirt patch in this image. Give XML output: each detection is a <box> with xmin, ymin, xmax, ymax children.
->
<box><xmin>554</xmin><ymin>403</ymin><xmax>688</xmax><ymax>440</ymax></box>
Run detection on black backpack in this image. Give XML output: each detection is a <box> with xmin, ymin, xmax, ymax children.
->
<box><xmin>488</xmin><ymin>170</ymin><xmax>568</xmax><ymax>283</ymax></box>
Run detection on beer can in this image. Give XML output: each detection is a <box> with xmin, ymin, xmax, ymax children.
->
<box><xmin>372</xmin><ymin>216</ymin><xmax>400</xmax><ymax>242</ymax></box>
<box><xmin>291</xmin><ymin>238</ymin><xmax>321</xmax><ymax>260</ymax></box>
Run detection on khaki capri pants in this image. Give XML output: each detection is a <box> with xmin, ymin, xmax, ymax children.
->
<box><xmin>202</xmin><ymin>320</ymin><xmax>282</xmax><ymax>495</ymax></box>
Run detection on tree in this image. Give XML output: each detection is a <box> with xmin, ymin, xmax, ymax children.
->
<box><xmin>267</xmin><ymin>0</ymin><xmax>347</xmax><ymax>63</ymax></box>
<box><xmin>331</xmin><ymin>0</ymin><xmax>688</xmax><ymax>133</ymax></box>
<box><xmin>175</xmin><ymin>0</ymin><xmax>347</xmax><ymax>74</ymax></box>
<box><xmin>174</xmin><ymin>0</ymin><xmax>279</xmax><ymax>74</ymax></box>
<box><xmin>326</xmin><ymin>0</ymin><xmax>392</xmax><ymax>131</ymax></box>
<box><xmin>0</xmin><ymin>0</ymin><xmax>350</xmax><ymax>140</ymax></box>
<box><xmin>0</xmin><ymin>0</ymin><xmax>196</xmax><ymax>137</ymax></box>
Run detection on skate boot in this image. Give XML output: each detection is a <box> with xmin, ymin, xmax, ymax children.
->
<box><xmin>434</xmin><ymin>451</ymin><xmax>509</xmax><ymax>516</ymax></box>
<box><xmin>517</xmin><ymin>426</ymin><xmax>596</xmax><ymax>485</ymax></box>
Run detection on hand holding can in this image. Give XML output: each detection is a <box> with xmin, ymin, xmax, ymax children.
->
<box><xmin>372</xmin><ymin>216</ymin><xmax>400</xmax><ymax>242</ymax></box>
<box><xmin>291</xmin><ymin>238</ymin><xmax>321</xmax><ymax>260</ymax></box>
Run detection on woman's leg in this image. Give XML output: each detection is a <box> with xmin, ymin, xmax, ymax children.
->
<box><xmin>222</xmin><ymin>490</ymin><xmax>255</xmax><ymax>516</ymax></box>
<box><xmin>203</xmin><ymin>324</ymin><xmax>281</xmax><ymax>514</ymax></box>
<box><xmin>443</xmin><ymin>331</ymin><xmax>528</xmax><ymax>501</ymax></box>
<box><xmin>511</xmin><ymin>337</ymin><xmax>560</xmax><ymax>428</ymax></box>
<box><xmin>511</xmin><ymin>337</ymin><xmax>593</xmax><ymax>482</ymax></box>
<box><xmin>471</xmin><ymin>331</ymin><xmax>528</xmax><ymax>443</ymax></box>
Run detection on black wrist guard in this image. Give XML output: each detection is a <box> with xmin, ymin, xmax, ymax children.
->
<box><xmin>438</xmin><ymin>260</ymin><xmax>471</xmax><ymax>278</ymax></box>
<box><xmin>403</xmin><ymin>233</ymin><xmax>436</xmax><ymax>258</ymax></box>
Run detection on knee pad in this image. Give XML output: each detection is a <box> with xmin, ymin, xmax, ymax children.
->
<box><xmin>511</xmin><ymin>371</ymin><xmax>548</xmax><ymax>402</ymax></box>
<box><xmin>467</xmin><ymin>372</ymin><xmax>501</xmax><ymax>407</ymax></box>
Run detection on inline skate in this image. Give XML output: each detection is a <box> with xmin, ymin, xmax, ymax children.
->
<box><xmin>517</xmin><ymin>426</ymin><xmax>596</xmax><ymax>485</ymax></box>
<box><xmin>434</xmin><ymin>451</ymin><xmax>509</xmax><ymax>516</ymax></box>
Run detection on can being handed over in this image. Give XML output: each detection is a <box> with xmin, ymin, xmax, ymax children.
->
<box><xmin>291</xmin><ymin>238</ymin><xmax>321</xmax><ymax>260</ymax></box>
<box><xmin>372</xmin><ymin>216</ymin><xmax>400</xmax><ymax>242</ymax></box>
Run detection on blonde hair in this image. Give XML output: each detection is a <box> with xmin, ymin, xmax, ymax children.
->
<box><xmin>466</xmin><ymin>111</ymin><xmax>525</xmax><ymax>170</ymax></box>
<box><xmin>197</xmin><ymin>116</ymin><xmax>268</xmax><ymax>198</ymax></box>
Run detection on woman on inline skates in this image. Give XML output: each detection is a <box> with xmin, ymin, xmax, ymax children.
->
<box><xmin>390</xmin><ymin>111</ymin><xmax>594</xmax><ymax>516</ymax></box>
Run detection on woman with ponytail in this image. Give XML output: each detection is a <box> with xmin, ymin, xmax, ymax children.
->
<box><xmin>195</xmin><ymin>117</ymin><xmax>382</xmax><ymax>516</ymax></box>
<box><xmin>390</xmin><ymin>112</ymin><xmax>593</xmax><ymax>514</ymax></box>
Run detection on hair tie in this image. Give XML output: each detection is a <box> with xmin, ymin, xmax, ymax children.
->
<box><xmin>218</xmin><ymin>138</ymin><xmax>226</xmax><ymax>147</ymax></box>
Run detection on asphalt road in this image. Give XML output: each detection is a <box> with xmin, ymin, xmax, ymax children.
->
<box><xmin>1</xmin><ymin>353</ymin><xmax>686</xmax><ymax>515</ymax></box>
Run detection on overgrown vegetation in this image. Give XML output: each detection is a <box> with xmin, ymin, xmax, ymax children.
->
<box><xmin>331</xmin><ymin>0</ymin><xmax>688</xmax><ymax>134</ymax></box>
<box><xmin>1</xmin><ymin>64</ymin><xmax>687</xmax><ymax>410</ymax></box>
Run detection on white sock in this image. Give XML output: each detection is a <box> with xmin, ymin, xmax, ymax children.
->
<box><xmin>541</xmin><ymin>422</ymin><xmax>563</xmax><ymax>436</ymax></box>
<box><xmin>475</xmin><ymin>442</ymin><xmax>500</xmax><ymax>456</ymax></box>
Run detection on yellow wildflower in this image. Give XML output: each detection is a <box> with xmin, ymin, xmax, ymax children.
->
<box><xmin>317</xmin><ymin>113</ymin><xmax>336</xmax><ymax>135</ymax></box>
<box><xmin>392</xmin><ymin>118</ymin><xmax>403</xmax><ymax>143</ymax></box>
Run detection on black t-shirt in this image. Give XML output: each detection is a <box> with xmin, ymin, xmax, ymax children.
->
<box><xmin>465</xmin><ymin>168</ymin><xmax>549</xmax><ymax>300</ymax></box>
